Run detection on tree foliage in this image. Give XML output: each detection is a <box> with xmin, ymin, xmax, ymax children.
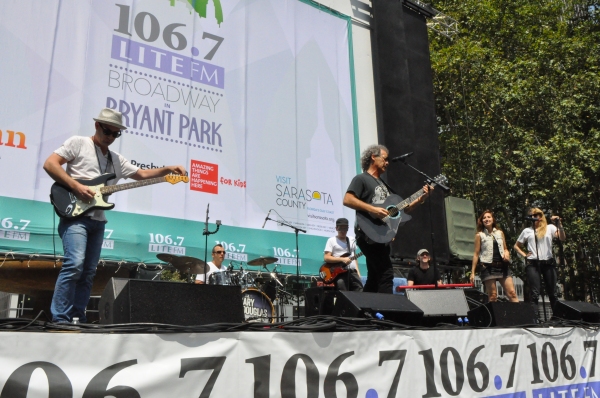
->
<box><xmin>429</xmin><ymin>0</ymin><xmax>600</xmax><ymax>300</ymax></box>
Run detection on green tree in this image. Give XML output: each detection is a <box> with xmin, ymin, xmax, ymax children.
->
<box><xmin>429</xmin><ymin>0</ymin><xmax>600</xmax><ymax>301</ymax></box>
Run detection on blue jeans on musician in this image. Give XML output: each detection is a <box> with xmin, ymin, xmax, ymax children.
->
<box><xmin>51</xmin><ymin>217</ymin><xmax>105</xmax><ymax>323</ymax></box>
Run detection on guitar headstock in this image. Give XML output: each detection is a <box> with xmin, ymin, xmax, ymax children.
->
<box><xmin>165</xmin><ymin>174</ymin><xmax>190</xmax><ymax>184</ymax></box>
<box><xmin>432</xmin><ymin>174</ymin><xmax>448</xmax><ymax>186</ymax></box>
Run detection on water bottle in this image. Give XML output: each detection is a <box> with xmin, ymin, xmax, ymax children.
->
<box><xmin>463</xmin><ymin>317</ymin><xmax>469</xmax><ymax>326</ymax></box>
<box><xmin>71</xmin><ymin>317</ymin><xmax>80</xmax><ymax>325</ymax></box>
<box><xmin>375</xmin><ymin>312</ymin><xmax>385</xmax><ymax>320</ymax></box>
<box><xmin>457</xmin><ymin>317</ymin><xmax>463</xmax><ymax>326</ymax></box>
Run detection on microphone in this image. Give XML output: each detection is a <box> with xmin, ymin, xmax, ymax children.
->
<box><xmin>390</xmin><ymin>152</ymin><xmax>414</xmax><ymax>162</ymax></box>
<box><xmin>262</xmin><ymin>209</ymin><xmax>272</xmax><ymax>228</ymax></box>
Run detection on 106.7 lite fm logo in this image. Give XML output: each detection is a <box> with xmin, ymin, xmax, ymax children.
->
<box><xmin>108</xmin><ymin>1</ymin><xmax>226</xmax><ymax>151</ymax></box>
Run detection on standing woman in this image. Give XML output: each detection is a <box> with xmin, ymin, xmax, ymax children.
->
<box><xmin>470</xmin><ymin>210</ymin><xmax>519</xmax><ymax>302</ymax></box>
<box><xmin>514</xmin><ymin>208</ymin><xmax>565</xmax><ymax>310</ymax></box>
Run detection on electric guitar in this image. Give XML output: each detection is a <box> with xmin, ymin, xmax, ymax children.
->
<box><xmin>50</xmin><ymin>173</ymin><xmax>189</xmax><ymax>218</ymax></box>
<box><xmin>319</xmin><ymin>252</ymin><xmax>364</xmax><ymax>284</ymax></box>
<box><xmin>356</xmin><ymin>174</ymin><xmax>448</xmax><ymax>244</ymax></box>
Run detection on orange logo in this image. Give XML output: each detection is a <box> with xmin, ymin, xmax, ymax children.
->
<box><xmin>0</xmin><ymin>130</ymin><xmax>27</xmax><ymax>149</ymax></box>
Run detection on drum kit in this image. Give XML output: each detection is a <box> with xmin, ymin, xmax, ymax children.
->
<box><xmin>156</xmin><ymin>253</ymin><xmax>292</xmax><ymax>323</ymax></box>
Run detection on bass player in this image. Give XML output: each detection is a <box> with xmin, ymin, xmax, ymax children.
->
<box><xmin>322</xmin><ymin>218</ymin><xmax>363</xmax><ymax>291</ymax></box>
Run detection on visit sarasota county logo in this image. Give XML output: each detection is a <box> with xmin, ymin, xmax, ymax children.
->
<box><xmin>275</xmin><ymin>176</ymin><xmax>333</xmax><ymax>209</ymax></box>
<box><xmin>169</xmin><ymin>0</ymin><xmax>224</xmax><ymax>25</ymax></box>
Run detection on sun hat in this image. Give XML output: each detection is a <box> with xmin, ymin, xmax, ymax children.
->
<box><xmin>93</xmin><ymin>108</ymin><xmax>128</xmax><ymax>130</ymax></box>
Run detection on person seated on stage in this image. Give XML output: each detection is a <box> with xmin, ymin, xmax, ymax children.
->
<box><xmin>323</xmin><ymin>218</ymin><xmax>363</xmax><ymax>291</ymax></box>
<box><xmin>407</xmin><ymin>249</ymin><xmax>441</xmax><ymax>286</ymax></box>
<box><xmin>195</xmin><ymin>244</ymin><xmax>226</xmax><ymax>284</ymax></box>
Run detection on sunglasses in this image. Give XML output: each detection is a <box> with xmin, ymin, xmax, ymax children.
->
<box><xmin>99</xmin><ymin>123</ymin><xmax>122</xmax><ymax>138</ymax></box>
<box><xmin>213</xmin><ymin>251</ymin><xmax>226</xmax><ymax>255</ymax></box>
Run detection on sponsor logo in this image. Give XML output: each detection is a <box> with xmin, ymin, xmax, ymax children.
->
<box><xmin>190</xmin><ymin>160</ymin><xmax>218</xmax><ymax>194</ymax></box>
<box><xmin>0</xmin><ymin>130</ymin><xmax>27</xmax><ymax>150</ymax></box>
<box><xmin>274</xmin><ymin>175</ymin><xmax>333</xmax><ymax>210</ymax></box>
<box><xmin>130</xmin><ymin>159</ymin><xmax>166</xmax><ymax>170</ymax></box>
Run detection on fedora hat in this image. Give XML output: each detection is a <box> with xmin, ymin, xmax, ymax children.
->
<box><xmin>93</xmin><ymin>108</ymin><xmax>127</xmax><ymax>130</ymax></box>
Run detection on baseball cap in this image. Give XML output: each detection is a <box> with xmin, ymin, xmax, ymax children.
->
<box><xmin>336</xmin><ymin>218</ymin><xmax>349</xmax><ymax>227</ymax></box>
<box><xmin>417</xmin><ymin>249</ymin><xmax>429</xmax><ymax>256</ymax></box>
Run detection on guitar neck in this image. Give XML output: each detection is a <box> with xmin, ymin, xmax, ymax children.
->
<box><xmin>100</xmin><ymin>176</ymin><xmax>167</xmax><ymax>195</ymax></box>
<box><xmin>396</xmin><ymin>188</ymin><xmax>426</xmax><ymax>211</ymax></box>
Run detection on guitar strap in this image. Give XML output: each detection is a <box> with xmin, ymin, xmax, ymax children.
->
<box><xmin>94</xmin><ymin>145</ymin><xmax>114</xmax><ymax>175</ymax></box>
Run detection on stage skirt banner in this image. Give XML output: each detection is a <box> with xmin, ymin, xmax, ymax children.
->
<box><xmin>0</xmin><ymin>327</ymin><xmax>599</xmax><ymax>397</ymax></box>
<box><xmin>0</xmin><ymin>0</ymin><xmax>359</xmax><ymax>274</ymax></box>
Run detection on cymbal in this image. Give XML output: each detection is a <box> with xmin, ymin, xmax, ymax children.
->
<box><xmin>157</xmin><ymin>254</ymin><xmax>209</xmax><ymax>274</ymax></box>
<box><xmin>156</xmin><ymin>253</ymin><xmax>179</xmax><ymax>264</ymax></box>
<box><xmin>247</xmin><ymin>256</ymin><xmax>278</xmax><ymax>266</ymax></box>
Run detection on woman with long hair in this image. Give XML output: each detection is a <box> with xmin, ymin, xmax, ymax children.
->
<box><xmin>470</xmin><ymin>210</ymin><xmax>519</xmax><ymax>302</ymax></box>
<box><xmin>514</xmin><ymin>208</ymin><xmax>565</xmax><ymax>310</ymax></box>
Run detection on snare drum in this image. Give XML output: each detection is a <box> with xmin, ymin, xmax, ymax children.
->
<box><xmin>208</xmin><ymin>271</ymin><xmax>232</xmax><ymax>285</ymax></box>
<box><xmin>242</xmin><ymin>288</ymin><xmax>275</xmax><ymax>323</ymax></box>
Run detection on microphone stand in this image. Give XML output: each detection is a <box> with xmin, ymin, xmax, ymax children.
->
<box><xmin>266</xmin><ymin>215</ymin><xmax>306</xmax><ymax>319</ymax></box>
<box><xmin>202</xmin><ymin>203</ymin><xmax>221</xmax><ymax>284</ymax></box>
<box><xmin>397</xmin><ymin>159</ymin><xmax>449</xmax><ymax>288</ymax></box>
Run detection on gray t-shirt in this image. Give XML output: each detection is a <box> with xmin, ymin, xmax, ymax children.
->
<box><xmin>54</xmin><ymin>136</ymin><xmax>138</xmax><ymax>221</ymax></box>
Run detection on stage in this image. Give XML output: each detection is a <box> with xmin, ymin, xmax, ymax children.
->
<box><xmin>0</xmin><ymin>317</ymin><xmax>599</xmax><ymax>397</ymax></box>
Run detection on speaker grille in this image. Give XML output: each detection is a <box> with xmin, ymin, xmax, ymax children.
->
<box><xmin>406</xmin><ymin>289</ymin><xmax>469</xmax><ymax>317</ymax></box>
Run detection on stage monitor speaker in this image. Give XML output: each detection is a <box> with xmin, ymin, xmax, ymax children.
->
<box><xmin>464</xmin><ymin>288</ymin><xmax>489</xmax><ymax>309</ymax></box>
<box><xmin>445</xmin><ymin>197</ymin><xmax>476</xmax><ymax>261</ymax></box>
<box><xmin>304</xmin><ymin>287</ymin><xmax>335</xmax><ymax>317</ymax></box>
<box><xmin>99</xmin><ymin>278</ymin><xmax>244</xmax><ymax>325</ymax></box>
<box><xmin>553</xmin><ymin>300</ymin><xmax>600</xmax><ymax>323</ymax></box>
<box><xmin>406</xmin><ymin>289</ymin><xmax>469</xmax><ymax>326</ymax></box>
<box><xmin>468</xmin><ymin>302</ymin><xmax>537</xmax><ymax>327</ymax></box>
<box><xmin>331</xmin><ymin>291</ymin><xmax>423</xmax><ymax>325</ymax></box>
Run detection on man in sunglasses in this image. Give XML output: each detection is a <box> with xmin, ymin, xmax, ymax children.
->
<box><xmin>43</xmin><ymin>107</ymin><xmax>186</xmax><ymax>323</ymax></box>
<box><xmin>195</xmin><ymin>244</ymin><xmax>227</xmax><ymax>284</ymax></box>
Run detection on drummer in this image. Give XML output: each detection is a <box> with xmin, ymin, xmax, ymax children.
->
<box><xmin>195</xmin><ymin>244</ymin><xmax>226</xmax><ymax>284</ymax></box>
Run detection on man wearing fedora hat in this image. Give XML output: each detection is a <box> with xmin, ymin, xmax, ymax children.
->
<box><xmin>43</xmin><ymin>107</ymin><xmax>186</xmax><ymax>323</ymax></box>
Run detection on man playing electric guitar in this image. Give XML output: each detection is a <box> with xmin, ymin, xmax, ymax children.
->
<box><xmin>322</xmin><ymin>218</ymin><xmax>363</xmax><ymax>291</ymax></box>
<box><xmin>343</xmin><ymin>145</ymin><xmax>432</xmax><ymax>294</ymax></box>
<box><xmin>43</xmin><ymin>107</ymin><xmax>186</xmax><ymax>323</ymax></box>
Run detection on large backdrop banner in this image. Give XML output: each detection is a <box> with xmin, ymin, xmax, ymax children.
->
<box><xmin>0</xmin><ymin>328</ymin><xmax>599</xmax><ymax>397</ymax></box>
<box><xmin>0</xmin><ymin>0</ymin><xmax>359</xmax><ymax>274</ymax></box>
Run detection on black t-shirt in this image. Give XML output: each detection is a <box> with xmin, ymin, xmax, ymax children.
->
<box><xmin>346</xmin><ymin>172</ymin><xmax>395</xmax><ymax>218</ymax></box>
<box><xmin>407</xmin><ymin>265</ymin><xmax>440</xmax><ymax>285</ymax></box>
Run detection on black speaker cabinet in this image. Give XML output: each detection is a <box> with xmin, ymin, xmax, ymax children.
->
<box><xmin>406</xmin><ymin>289</ymin><xmax>470</xmax><ymax>326</ymax></box>
<box><xmin>468</xmin><ymin>302</ymin><xmax>537</xmax><ymax>327</ymax></box>
<box><xmin>331</xmin><ymin>291</ymin><xmax>423</xmax><ymax>325</ymax></box>
<box><xmin>304</xmin><ymin>287</ymin><xmax>336</xmax><ymax>316</ymax></box>
<box><xmin>99</xmin><ymin>278</ymin><xmax>244</xmax><ymax>325</ymax></box>
<box><xmin>553</xmin><ymin>300</ymin><xmax>600</xmax><ymax>323</ymax></box>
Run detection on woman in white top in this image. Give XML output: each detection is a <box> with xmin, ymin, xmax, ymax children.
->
<box><xmin>470</xmin><ymin>210</ymin><xmax>518</xmax><ymax>302</ymax></box>
<box><xmin>514</xmin><ymin>208</ymin><xmax>566</xmax><ymax>310</ymax></box>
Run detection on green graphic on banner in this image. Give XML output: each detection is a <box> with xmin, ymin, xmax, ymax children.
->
<box><xmin>170</xmin><ymin>0</ymin><xmax>224</xmax><ymax>25</ymax></box>
<box><xmin>0</xmin><ymin>196</ymin><xmax>365</xmax><ymax>275</ymax></box>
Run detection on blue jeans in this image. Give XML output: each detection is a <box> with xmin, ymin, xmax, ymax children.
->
<box><xmin>51</xmin><ymin>217</ymin><xmax>105</xmax><ymax>323</ymax></box>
